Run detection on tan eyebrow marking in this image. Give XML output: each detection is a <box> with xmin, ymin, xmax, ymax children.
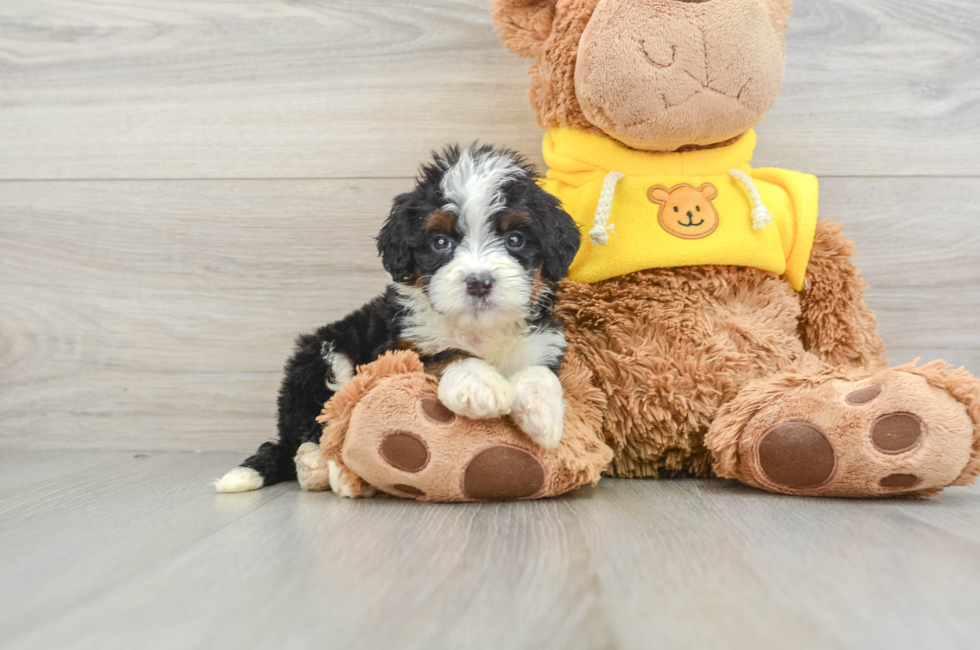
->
<box><xmin>425</xmin><ymin>209</ymin><xmax>458</xmax><ymax>231</ymax></box>
<box><xmin>500</xmin><ymin>210</ymin><xmax>531</xmax><ymax>230</ymax></box>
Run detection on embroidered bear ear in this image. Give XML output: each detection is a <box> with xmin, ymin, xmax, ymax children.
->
<box><xmin>491</xmin><ymin>0</ymin><xmax>558</xmax><ymax>58</ymax></box>
<box><xmin>648</xmin><ymin>186</ymin><xmax>671</xmax><ymax>205</ymax></box>
<box><xmin>698</xmin><ymin>183</ymin><xmax>718</xmax><ymax>202</ymax></box>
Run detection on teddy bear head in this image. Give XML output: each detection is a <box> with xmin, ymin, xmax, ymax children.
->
<box><xmin>492</xmin><ymin>0</ymin><xmax>793</xmax><ymax>152</ymax></box>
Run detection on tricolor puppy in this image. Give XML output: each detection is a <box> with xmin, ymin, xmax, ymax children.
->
<box><xmin>216</xmin><ymin>145</ymin><xmax>581</xmax><ymax>493</ymax></box>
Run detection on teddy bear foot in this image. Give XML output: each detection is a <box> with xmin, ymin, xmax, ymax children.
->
<box><xmin>311</xmin><ymin>350</ymin><xmax>612</xmax><ymax>502</ymax></box>
<box><xmin>342</xmin><ymin>388</ymin><xmax>551</xmax><ymax>501</ymax></box>
<box><xmin>708</xmin><ymin>362</ymin><xmax>980</xmax><ymax>497</ymax></box>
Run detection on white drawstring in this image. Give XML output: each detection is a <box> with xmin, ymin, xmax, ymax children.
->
<box><xmin>729</xmin><ymin>169</ymin><xmax>772</xmax><ymax>230</ymax></box>
<box><xmin>590</xmin><ymin>171</ymin><xmax>625</xmax><ymax>245</ymax></box>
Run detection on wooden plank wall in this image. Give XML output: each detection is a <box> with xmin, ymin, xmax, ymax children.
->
<box><xmin>1</xmin><ymin>0</ymin><xmax>978</xmax><ymax>452</ymax></box>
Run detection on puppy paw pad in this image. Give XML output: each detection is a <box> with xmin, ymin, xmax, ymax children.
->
<box><xmin>879</xmin><ymin>473</ymin><xmax>922</xmax><ymax>490</ymax></box>
<box><xmin>758</xmin><ymin>421</ymin><xmax>837</xmax><ymax>489</ymax></box>
<box><xmin>845</xmin><ymin>384</ymin><xmax>882</xmax><ymax>405</ymax></box>
<box><xmin>391</xmin><ymin>484</ymin><xmax>426</xmax><ymax>498</ymax></box>
<box><xmin>462</xmin><ymin>445</ymin><xmax>545</xmax><ymax>500</ymax></box>
<box><xmin>420</xmin><ymin>396</ymin><xmax>455</xmax><ymax>424</ymax></box>
<box><xmin>870</xmin><ymin>413</ymin><xmax>923</xmax><ymax>455</ymax></box>
<box><xmin>379</xmin><ymin>431</ymin><xmax>430</xmax><ymax>472</ymax></box>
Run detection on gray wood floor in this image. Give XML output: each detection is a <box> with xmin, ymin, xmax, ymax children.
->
<box><xmin>1</xmin><ymin>450</ymin><xmax>979</xmax><ymax>650</ymax></box>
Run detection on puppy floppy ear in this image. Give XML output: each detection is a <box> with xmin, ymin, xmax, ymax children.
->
<box><xmin>544</xmin><ymin>207</ymin><xmax>581</xmax><ymax>281</ymax></box>
<box><xmin>491</xmin><ymin>0</ymin><xmax>557</xmax><ymax>58</ymax></box>
<box><xmin>767</xmin><ymin>0</ymin><xmax>793</xmax><ymax>27</ymax></box>
<box><xmin>527</xmin><ymin>187</ymin><xmax>581</xmax><ymax>282</ymax></box>
<box><xmin>376</xmin><ymin>193</ymin><xmax>417</xmax><ymax>284</ymax></box>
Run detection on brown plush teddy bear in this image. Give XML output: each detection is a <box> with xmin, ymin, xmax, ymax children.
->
<box><xmin>297</xmin><ymin>0</ymin><xmax>980</xmax><ymax>500</ymax></box>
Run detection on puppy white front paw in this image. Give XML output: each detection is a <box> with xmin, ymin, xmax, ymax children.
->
<box><xmin>438</xmin><ymin>358</ymin><xmax>516</xmax><ymax>419</ymax></box>
<box><xmin>510</xmin><ymin>366</ymin><xmax>565</xmax><ymax>449</ymax></box>
<box><xmin>295</xmin><ymin>441</ymin><xmax>331</xmax><ymax>491</ymax></box>
<box><xmin>327</xmin><ymin>459</ymin><xmax>376</xmax><ymax>498</ymax></box>
<box><xmin>296</xmin><ymin>442</ymin><xmax>374</xmax><ymax>497</ymax></box>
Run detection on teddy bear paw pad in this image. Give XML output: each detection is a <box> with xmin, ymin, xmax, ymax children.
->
<box><xmin>389</xmin><ymin>484</ymin><xmax>426</xmax><ymax>498</ymax></box>
<box><xmin>870</xmin><ymin>413</ymin><xmax>923</xmax><ymax>454</ymax></box>
<box><xmin>758</xmin><ymin>421</ymin><xmax>837</xmax><ymax>490</ymax></box>
<box><xmin>379</xmin><ymin>431</ymin><xmax>430</xmax><ymax>473</ymax></box>
<box><xmin>844</xmin><ymin>384</ymin><xmax>882</xmax><ymax>405</ymax></box>
<box><xmin>462</xmin><ymin>445</ymin><xmax>546</xmax><ymax>500</ymax></box>
<box><xmin>879</xmin><ymin>473</ymin><xmax>922</xmax><ymax>489</ymax></box>
<box><xmin>420</xmin><ymin>396</ymin><xmax>455</xmax><ymax>424</ymax></box>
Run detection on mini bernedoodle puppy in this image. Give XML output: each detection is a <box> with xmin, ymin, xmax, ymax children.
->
<box><xmin>217</xmin><ymin>144</ymin><xmax>581</xmax><ymax>493</ymax></box>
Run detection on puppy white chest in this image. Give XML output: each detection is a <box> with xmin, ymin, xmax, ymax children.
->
<box><xmin>412</xmin><ymin>316</ymin><xmax>525</xmax><ymax>367</ymax></box>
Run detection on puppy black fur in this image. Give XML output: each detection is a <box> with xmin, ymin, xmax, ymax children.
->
<box><xmin>229</xmin><ymin>145</ymin><xmax>580</xmax><ymax>489</ymax></box>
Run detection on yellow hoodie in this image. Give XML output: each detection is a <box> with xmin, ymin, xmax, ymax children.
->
<box><xmin>539</xmin><ymin>127</ymin><xmax>819</xmax><ymax>291</ymax></box>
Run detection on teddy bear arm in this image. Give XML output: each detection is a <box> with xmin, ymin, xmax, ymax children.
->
<box><xmin>797</xmin><ymin>219</ymin><xmax>887</xmax><ymax>370</ymax></box>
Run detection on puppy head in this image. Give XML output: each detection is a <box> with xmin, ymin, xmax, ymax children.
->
<box><xmin>377</xmin><ymin>145</ymin><xmax>580</xmax><ymax>328</ymax></box>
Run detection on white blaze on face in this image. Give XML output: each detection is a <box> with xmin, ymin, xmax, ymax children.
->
<box><xmin>427</xmin><ymin>149</ymin><xmax>531</xmax><ymax>327</ymax></box>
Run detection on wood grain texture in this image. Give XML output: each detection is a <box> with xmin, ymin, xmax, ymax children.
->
<box><xmin>758</xmin><ymin>0</ymin><xmax>980</xmax><ymax>174</ymax></box>
<box><xmin>0</xmin><ymin>179</ymin><xmax>401</xmax><ymax>450</ymax></box>
<box><xmin>0</xmin><ymin>0</ymin><xmax>978</xmax><ymax>180</ymax></box>
<box><xmin>1</xmin><ymin>450</ymin><xmax>979</xmax><ymax>650</ymax></box>
<box><xmin>1</xmin><ymin>177</ymin><xmax>977</xmax><ymax>452</ymax></box>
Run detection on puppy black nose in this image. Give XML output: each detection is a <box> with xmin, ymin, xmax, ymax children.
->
<box><xmin>465</xmin><ymin>274</ymin><xmax>494</xmax><ymax>297</ymax></box>
<box><xmin>686</xmin><ymin>211</ymin><xmax>693</xmax><ymax>218</ymax></box>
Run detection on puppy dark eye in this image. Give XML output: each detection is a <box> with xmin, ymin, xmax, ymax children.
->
<box><xmin>505</xmin><ymin>232</ymin><xmax>525</xmax><ymax>250</ymax></box>
<box><xmin>432</xmin><ymin>235</ymin><xmax>454</xmax><ymax>251</ymax></box>
<box><xmin>696</xmin><ymin>205</ymin><xmax>701</xmax><ymax>212</ymax></box>
<box><xmin>673</xmin><ymin>206</ymin><xmax>679</xmax><ymax>213</ymax></box>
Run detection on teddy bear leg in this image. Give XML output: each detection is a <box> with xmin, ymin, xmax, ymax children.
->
<box><xmin>707</xmin><ymin>362</ymin><xmax>980</xmax><ymax>497</ymax></box>
<box><xmin>341</xmin><ymin>384</ymin><xmax>549</xmax><ymax>501</ymax></box>
<box><xmin>336</xmin><ymin>373</ymin><xmax>610</xmax><ymax>502</ymax></box>
<box><xmin>295</xmin><ymin>441</ymin><xmax>375</xmax><ymax>498</ymax></box>
<box><xmin>300</xmin><ymin>349</ymin><xmax>611</xmax><ymax>502</ymax></box>
<box><xmin>798</xmin><ymin>220</ymin><xmax>888</xmax><ymax>370</ymax></box>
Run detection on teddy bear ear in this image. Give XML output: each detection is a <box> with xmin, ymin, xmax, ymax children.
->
<box><xmin>648</xmin><ymin>186</ymin><xmax>670</xmax><ymax>204</ymax></box>
<box><xmin>766</xmin><ymin>0</ymin><xmax>793</xmax><ymax>27</ymax></box>
<box><xmin>698</xmin><ymin>184</ymin><xmax>718</xmax><ymax>201</ymax></box>
<box><xmin>491</xmin><ymin>0</ymin><xmax>558</xmax><ymax>58</ymax></box>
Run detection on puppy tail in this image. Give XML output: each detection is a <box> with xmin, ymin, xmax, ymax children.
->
<box><xmin>215</xmin><ymin>441</ymin><xmax>299</xmax><ymax>493</ymax></box>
